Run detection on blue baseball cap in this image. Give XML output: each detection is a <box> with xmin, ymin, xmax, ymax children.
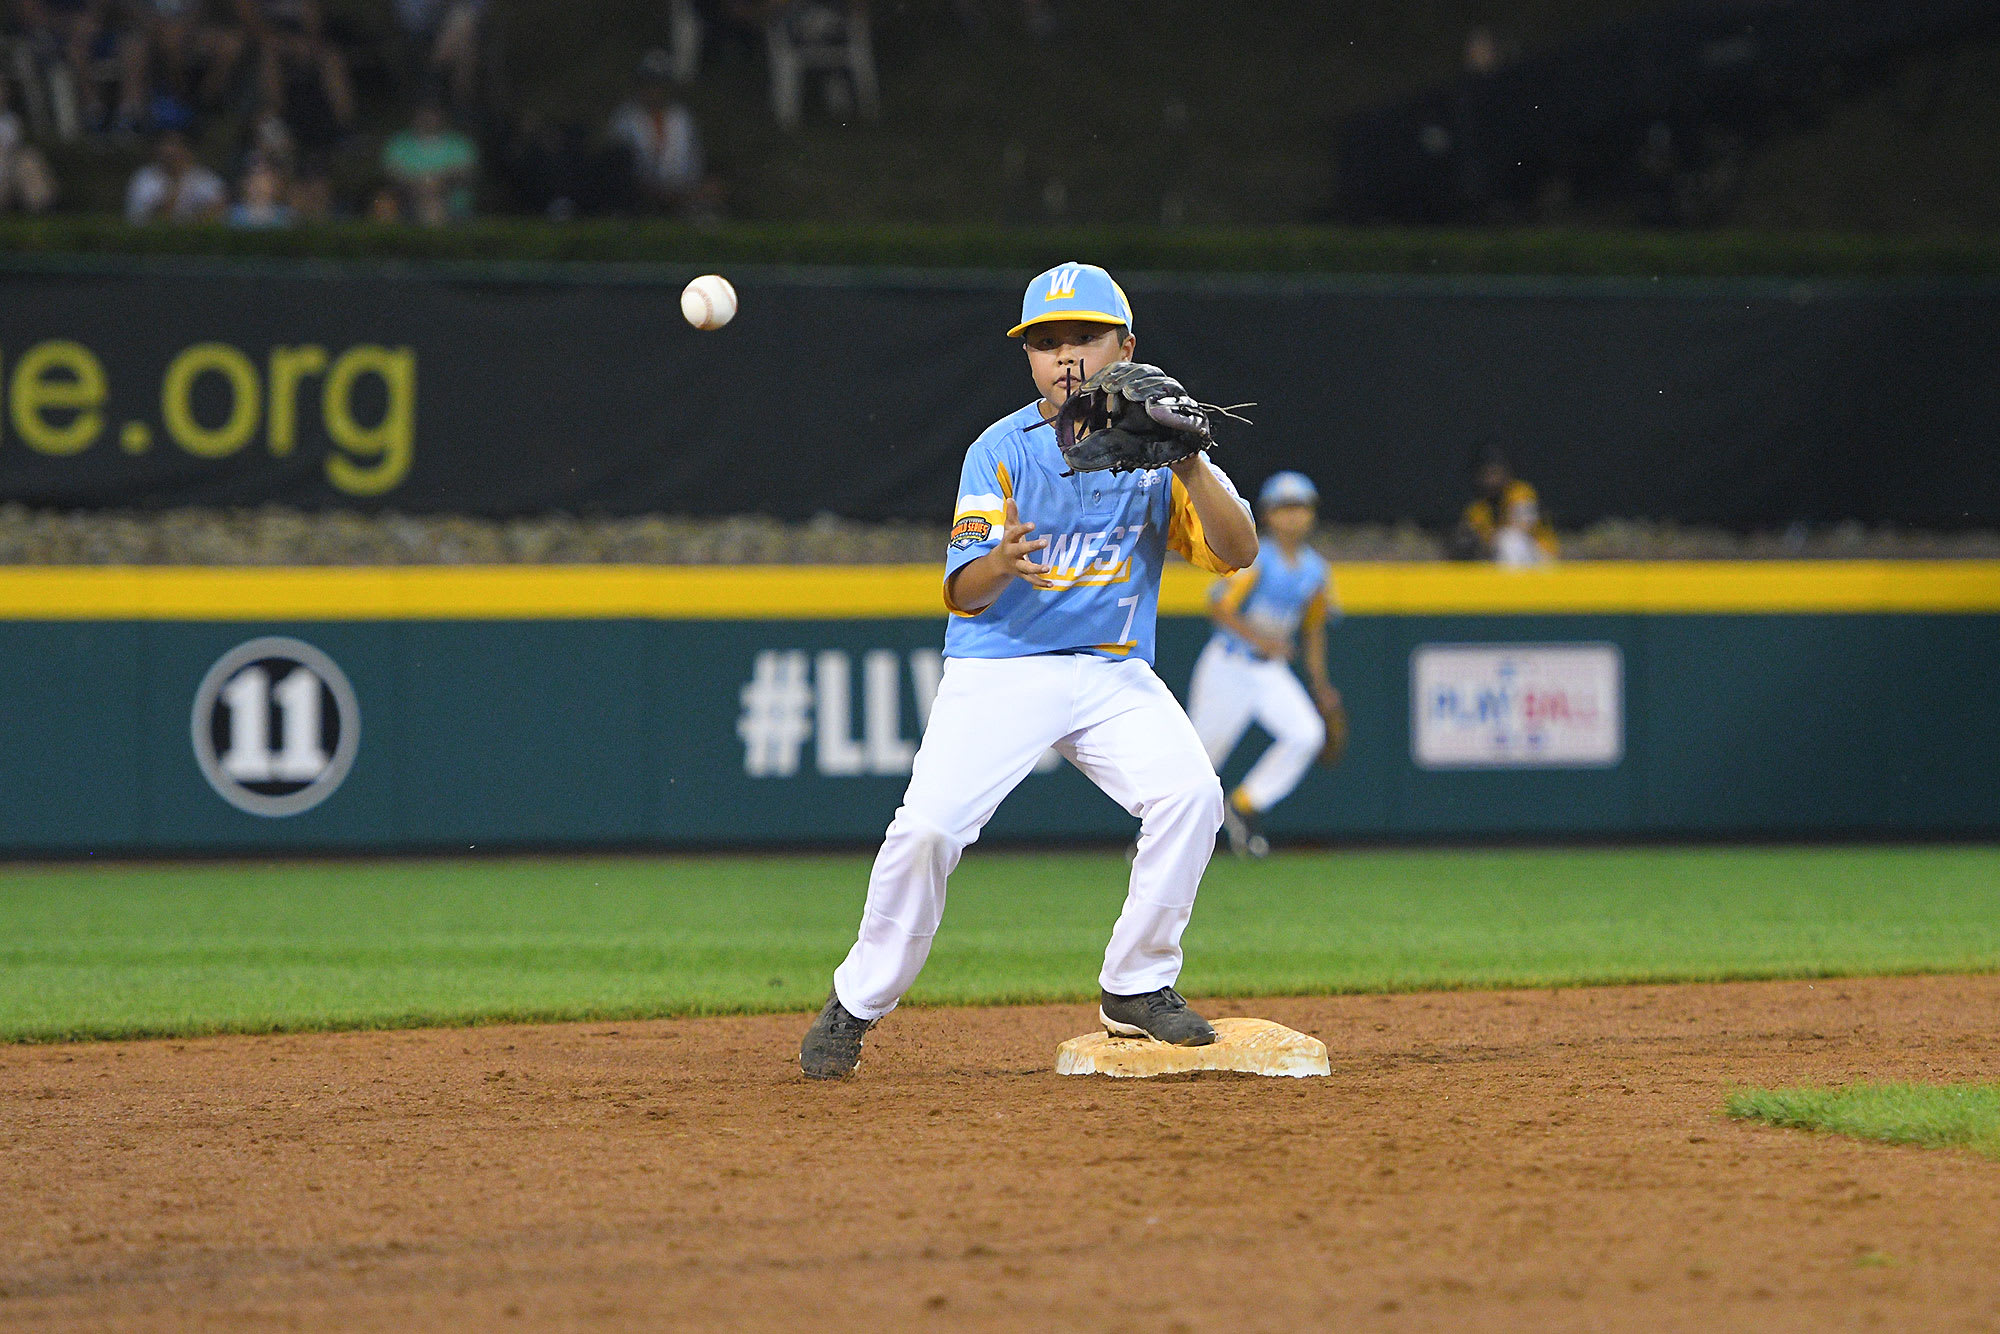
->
<box><xmin>1008</xmin><ymin>262</ymin><xmax>1136</xmax><ymax>338</ymax></box>
<box><xmin>1258</xmin><ymin>471</ymin><xmax>1319</xmax><ymax>508</ymax></box>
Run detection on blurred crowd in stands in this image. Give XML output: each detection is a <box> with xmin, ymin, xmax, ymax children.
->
<box><xmin>12</xmin><ymin>2</ymin><xmax>1991</xmax><ymax>230</ymax></box>
<box><xmin>1332</xmin><ymin>2</ymin><xmax>2000</xmax><ymax>226</ymax></box>
<box><xmin>0</xmin><ymin>0</ymin><xmax>892</xmax><ymax>225</ymax></box>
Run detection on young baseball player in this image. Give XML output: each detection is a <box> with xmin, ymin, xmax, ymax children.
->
<box><xmin>800</xmin><ymin>261</ymin><xmax>1259</xmax><ymax>1079</ymax></box>
<box><xmin>1186</xmin><ymin>471</ymin><xmax>1340</xmax><ymax>858</ymax></box>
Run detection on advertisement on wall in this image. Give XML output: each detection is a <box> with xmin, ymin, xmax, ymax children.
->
<box><xmin>735</xmin><ymin>647</ymin><xmax>1062</xmax><ymax>780</ymax></box>
<box><xmin>5</xmin><ymin>585</ymin><xmax>1995</xmax><ymax>852</ymax></box>
<box><xmin>1411</xmin><ymin>643</ymin><xmax>1623</xmax><ymax>769</ymax></box>
<box><xmin>2</xmin><ymin>265</ymin><xmax>1996</xmax><ymax>527</ymax></box>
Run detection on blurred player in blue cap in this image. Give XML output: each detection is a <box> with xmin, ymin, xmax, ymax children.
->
<box><xmin>1185</xmin><ymin>470</ymin><xmax>1342</xmax><ymax>858</ymax></box>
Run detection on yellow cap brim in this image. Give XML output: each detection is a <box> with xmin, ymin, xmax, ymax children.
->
<box><xmin>1007</xmin><ymin>310</ymin><xmax>1130</xmax><ymax>339</ymax></box>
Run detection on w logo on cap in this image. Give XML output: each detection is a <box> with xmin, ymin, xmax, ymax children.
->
<box><xmin>1045</xmin><ymin>265</ymin><xmax>1082</xmax><ymax>301</ymax></box>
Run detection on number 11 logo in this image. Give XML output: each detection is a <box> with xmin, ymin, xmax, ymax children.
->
<box><xmin>192</xmin><ymin>637</ymin><xmax>360</xmax><ymax>816</ymax></box>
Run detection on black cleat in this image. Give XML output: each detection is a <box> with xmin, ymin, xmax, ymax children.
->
<box><xmin>800</xmin><ymin>991</ymin><xmax>876</xmax><ymax>1079</ymax></box>
<box><xmin>1222</xmin><ymin>802</ymin><xmax>1269</xmax><ymax>859</ymax></box>
<box><xmin>1099</xmin><ymin>986</ymin><xmax>1218</xmax><ymax>1046</ymax></box>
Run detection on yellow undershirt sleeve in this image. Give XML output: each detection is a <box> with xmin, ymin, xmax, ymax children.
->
<box><xmin>1214</xmin><ymin>567</ymin><xmax>1260</xmax><ymax>616</ymax></box>
<box><xmin>1168</xmin><ymin>472</ymin><xmax>1238</xmax><ymax>575</ymax></box>
<box><xmin>1301</xmin><ymin>588</ymin><xmax>1328</xmax><ymax>633</ymax></box>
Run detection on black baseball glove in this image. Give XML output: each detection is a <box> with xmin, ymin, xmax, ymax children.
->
<box><xmin>1050</xmin><ymin>362</ymin><xmax>1248</xmax><ymax>475</ymax></box>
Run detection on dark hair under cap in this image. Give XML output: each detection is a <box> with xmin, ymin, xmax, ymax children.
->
<box><xmin>1468</xmin><ymin>436</ymin><xmax>1511</xmax><ymax>477</ymax></box>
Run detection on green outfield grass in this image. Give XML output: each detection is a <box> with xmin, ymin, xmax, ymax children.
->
<box><xmin>1</xmin><ymin>845</ymin><xmax>1996</xmax><ymax>1042</ymax></box>
<box><xmin>1728</xmin><ymin>1083</ymin><xmax>2000</xmax><ymax>1160</ymax></box>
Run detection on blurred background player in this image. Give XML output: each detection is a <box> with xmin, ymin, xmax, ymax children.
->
<box><xmin>1187</xmin><ymin>470</ymin><xmax>1341</xmax><ymax>859</ymax></box>
<box><xmin>1452</xmin><ymin>442</ymin><xmax>1559</xmax><ymax>566</ymax></box>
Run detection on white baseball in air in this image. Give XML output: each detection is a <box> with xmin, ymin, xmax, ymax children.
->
<box><xmin>681</xmin><ymin>274</ymin><xmax>738</xmax><ymax>330</ymax></box>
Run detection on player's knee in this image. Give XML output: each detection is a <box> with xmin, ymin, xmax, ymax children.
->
<box><xmin>1191</xmin><ymin>776</ymin><xmax>1226</xmax><ymax>831</ymax></box>
<box><xmin>1295</xmin><ymin>714</ymin><xmax>1327</xmax><ymax>752</ymax></box>
<box><xmin>888</xmin><ymin>808</ymin><xmax>969</xmax><ymax>862</ymax></box>
<box><xmin>1149</xmin><ymin>773</ymin><xmax>1225</xmax><ymax>832</ymax></box>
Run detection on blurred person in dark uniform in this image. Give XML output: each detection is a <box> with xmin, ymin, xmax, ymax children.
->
<box><xmin>606</xmin><ymin>47</ymin><xmax>717</xmax><ymax>217</ymax></box>
<box><xmin>1452</xmin><ymin>442</ymin><xmax>1558</xmax><ymax>566</ymax></box>
<box><xmin>391</xmin><ymin>0</ymin><xmax>482</xmax><ymax>112</ymax></box>
<box><xmin>0</xmin><ymin>74</ymin><xmax>56</xmax><ymax>211</ymax></box>
<box><xmin>226</xmin><ymin>149</ymin><xmax>291</xmax><ymax>225</ymax></box>
<box><xmin>16</xmin><ymin>0</ymin><xmax>146</xmax><ymax>130</ymax></box>
<box><xmin>128</xmin><ymin>0</ymin><xmax>249</xmax><ymax>121</ymax></box>
<box><xmin>125</xmin><ymin>127</ymin><xmax>224</xmax><ymax>220</ymax></box>
<box><xmin>234</xmin><ymin>0</ymin><xmax>353</xmax><ymax>144</ymax></box>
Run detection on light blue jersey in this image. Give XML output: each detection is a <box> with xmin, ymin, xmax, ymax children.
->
<box><xmin>943</xmin><ymin>402</ymin><xmax>1247</xmax><ymax>665</ymax></box>
<box><xmin>1207</xmin><ymin>544</ymin><xmax>1335</xmax><ymax>660</ymax></box>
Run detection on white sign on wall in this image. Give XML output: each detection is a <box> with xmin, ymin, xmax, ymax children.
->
<box><xmin>192</xmin><ymin>637</ymin><xmax>360</xmax><ymax>816</ymax></box>
<box><xmin>736</xmin><ymin>648</ymin><xmax>1062</xmax><ymax>779</ymax></box>
<box><xmin>1411</xmin><ymin>643</ymin><xmax>1623</xmax><ymax>769</ymax></box>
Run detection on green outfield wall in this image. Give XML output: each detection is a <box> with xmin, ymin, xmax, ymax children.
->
<box><xmin>0</xmin><ymin>562</ymin><xmax>1993</xmax><ymax>854</ymax></box>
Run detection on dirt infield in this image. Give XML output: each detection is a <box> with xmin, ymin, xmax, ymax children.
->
<box><xmin>4</xmin><ymin>975</ymin><xmax>1998</xmax><ymax>1332</ymax></box>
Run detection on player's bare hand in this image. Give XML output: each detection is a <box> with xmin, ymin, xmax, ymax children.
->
<box><xmin>1256</xmin><ymin>633</ymin><xmax>1294</xmax><ymax>661</ymax></box>
<box><xmin>998</xmin><ymin>496</ymin><xmax>1055</xmax><ymax>589</ymax></box>
<box><xmin>1314</xmin><ymin>681</ymin><xmax>1342</xmax><ymax>712</ymax></box>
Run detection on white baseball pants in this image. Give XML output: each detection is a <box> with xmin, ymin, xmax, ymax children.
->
<box><xmin>832</xmin><ymin>653</ymin><xmax>1225</xmax><ymax>1021</ymax></box>
<box><xmin>1186</xmin><ymin>639</ymin><xmax>1325</xmax><ymax>814</ymax></box>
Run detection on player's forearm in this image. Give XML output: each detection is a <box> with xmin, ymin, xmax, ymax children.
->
<box><xmin>1174</xmin><ymin>461</ymin><xmax>1258</xmax><ymax>568</ymax></box>
<box><xmin>1304</xmin><ymin>640</ymin><xmax>1331</xmax><ymax>688</ymax></box>
<box><xmin>1216</xmin><ymin>607</ymin><xmax>1287</xmax><ymax>659</ymax></box>
<box><xmin>946</xmin><ymin>552</ymin><xmax>1012</xmax><ymax>614</ymax></box>
<box><xmin>1214</xmin><ymin>607</ymin><xmax>1257</xmax><ymax>645</ymax></box>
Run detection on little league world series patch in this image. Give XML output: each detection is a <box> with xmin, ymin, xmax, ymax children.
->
<box><xmin>949</xmin><ymin>515</ymin><xmax>993</xmax><ymax>550</ymax></box>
